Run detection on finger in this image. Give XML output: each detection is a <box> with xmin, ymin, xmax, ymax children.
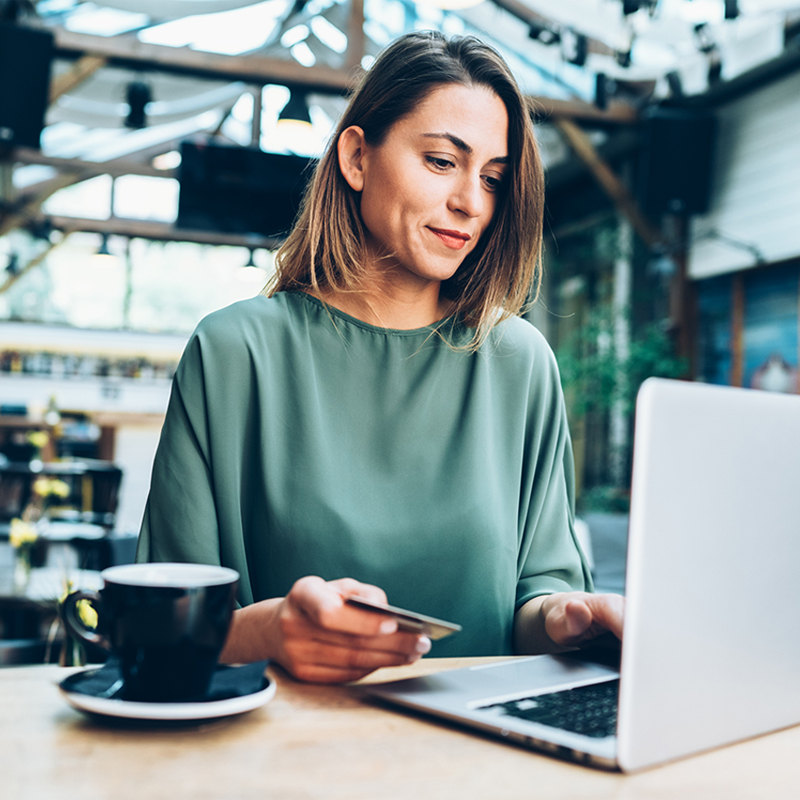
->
<box><xmin>329</xmin><ymin>577</ymin><xmax>388</xmax><ymax>605</ymax></box>
<box><xmin>584</xmin><ymin>593</ymin><xmax>625</xmax><ymax>640</ymax></box>
<box><xmin>286</xmin><ymin>609</ymin><xmax>429</xmax><ymax>657</ymax></box>
<box><xmin>289</xmin><ymin>637</ymin><xmax>423</xmax><ymax>675</ymax></box>
<box><xmin>562</xmin><ymin>600</ymin><xmax>593</xmax><ymax>639</ymax></box>
<box><xmin>544</xmin><ymin>599</ymin><xmax>592</xmax><ymax>645</ymax></box>
<box><xmin>287</xmin><ymin>663</ymin><xmax>379</xmax><ymax>684</ymax></box>
<box><xmin>290</xmin><ymin>577</ymin><xmax>399</xmax><ymax>637</ymax></box>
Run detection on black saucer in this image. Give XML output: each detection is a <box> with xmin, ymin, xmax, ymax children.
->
<box><xmin>59</xmin><ymin>659</ymin><xmax>274</xmax><ymax>721</ymax></box>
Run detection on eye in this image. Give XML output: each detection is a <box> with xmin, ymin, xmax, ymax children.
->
<box><xmin>425</xmin><ymin>155</ymin><xmax>455</xmax><ymax>171</ymax></box>
<box><xmin>482</xmin><ymin>173</ymin><xmax>505</xmax><ymax>193</ymax></box>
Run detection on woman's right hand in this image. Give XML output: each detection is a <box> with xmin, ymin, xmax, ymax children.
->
<box><xmin>219</xmin><ymin>576</ymin><xmax>432</xmax><ymax>683</ymax></box>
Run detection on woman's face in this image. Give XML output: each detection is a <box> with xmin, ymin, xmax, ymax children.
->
<box><xmin>339</xmin><ymin>83</ymin><xmax>509</xmax><ymax>287</ymax></box>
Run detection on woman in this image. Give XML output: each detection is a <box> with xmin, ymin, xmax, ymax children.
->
<box><xmin>137</xmin><ymin>31</ymin><xmax>623</xmax><ymax>683</ymax></box>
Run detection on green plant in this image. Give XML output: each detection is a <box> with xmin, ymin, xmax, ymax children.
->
<box><xmin>557</xmin><ymin>305</ymin><xmax>687</xmax><ymax>417</ymax></box>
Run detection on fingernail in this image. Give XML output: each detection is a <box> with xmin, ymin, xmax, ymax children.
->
<box><xmin>416</xmin><ymin>636</ymin><xmax>431</xmax><ymax>654</ymax></box>
<box><xmin>379</xmin><ymin>619</ymin><xmax>398</xmax><ymax>635</ymax></box>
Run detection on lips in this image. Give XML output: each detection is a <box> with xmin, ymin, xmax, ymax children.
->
<box><xmin>428</xmin><ymin>227</ymin><xmax>471</xmax><ymax>251</ymax></box>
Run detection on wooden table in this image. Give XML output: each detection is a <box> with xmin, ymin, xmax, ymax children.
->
<box><xmin>2</xmin><ymin>658</ymin><xmax>800</xmax><ymax>800</ymax></box>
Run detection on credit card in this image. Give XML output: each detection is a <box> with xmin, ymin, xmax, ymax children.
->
<box><xmin>345</xmin><ymin>596</ymin><xmax>462</xmax><ymax>640</ymax></box>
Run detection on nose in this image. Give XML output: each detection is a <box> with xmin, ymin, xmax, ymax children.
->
<box><xmin>448</xmin><ymin>171</ymin><xmax>485</xmax><ymax>219</ymax></box>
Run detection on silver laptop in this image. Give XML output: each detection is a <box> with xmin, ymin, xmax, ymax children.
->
<box><xmin>366</xmin><ymin>378</ymin><xmax>800</xmax><ymax>771</ymax></box>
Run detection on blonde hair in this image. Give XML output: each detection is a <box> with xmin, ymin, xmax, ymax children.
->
<box><xmin>265</xmin><ymin>31</ymin><xmax>544</xmax><ymax>349</ymax></box>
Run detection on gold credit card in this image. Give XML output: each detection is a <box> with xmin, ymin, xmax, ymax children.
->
<box><xmin>345</xmin><ymin>596</ymin><xmax>462</xmax><ymax>640</ymax></box>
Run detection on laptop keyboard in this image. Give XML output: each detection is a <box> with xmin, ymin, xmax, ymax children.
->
<box><xmin>478</xmin><ymin>679</ymin><xmax>619</xmax><ymax>739</ymax></box>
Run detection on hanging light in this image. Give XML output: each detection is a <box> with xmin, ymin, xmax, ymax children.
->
<box><xmin>562</xmin><ymin>30</ymin><xmax>588</xmax><ymax>67</ymax></box>
<box><xmin>126</xmin><ymin>81</ymin><xmax>152</xmax><ymax>129</ymax></box>
<box><xmin>237</xmin><ymin>248</ymin><xmax>267</xmax><ymax>283</ymax></box>
<box><xmin>5</xmin><ymin>253</ymin><xmax>20</xmax><ymax>276</ymax></box>
<box><xmin>277</xmin><ymin>91</ymin><xmax>312</xmax><ymax>131</ymax></box>
<box><xmin>528</xmin><ymin>22</ymin><xmax>561</xmax><ymax>46</ymax></box>
<box><xmin>276</xmin><ymin>90</ymin><xmax>316</xmax><ymax>154</ymax></box>
<box><xmin>92</xmin><ymin>234</ymin><xmax>120</xmax><ymax>266</ymax></box>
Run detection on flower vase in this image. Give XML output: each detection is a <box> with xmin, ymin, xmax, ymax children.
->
<box><xmin>59</xmin><ymin>632</ymin><xmax>86</xmax><ymax>667</ymax></box>
<box><xmin>13</xmin><ymin>547</ymin><xmax>32</xmax><ymax>593</ymax></box>
<box><xmin>58</xmin><ymin>604</ymin><xmax>87</xmax><ymax>667</ymax></box>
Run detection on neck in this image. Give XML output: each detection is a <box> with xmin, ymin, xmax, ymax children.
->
<box><xmin>312</xmin><ymin>269</ymin><xmax>451</xmax><ymax>329</ymax></box>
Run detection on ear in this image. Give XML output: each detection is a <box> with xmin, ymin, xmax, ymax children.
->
<box><xmin>337</xmin><ymin>126</ymin><xmax>367</xmax><ymax>192</ymax></box>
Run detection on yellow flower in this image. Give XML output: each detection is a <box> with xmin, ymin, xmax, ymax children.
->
<box><xmin>32</xmin><ymin>478</ymin><xmax>70</xmax><ymax>499</ymax></box>
<box><xmin>9</xmin><ymin>518</ymin><xmax>38</xmax><ymax>549</ymax></box>
<box><xmin>27</xmin><ymin>431</ymin><xmax>49</xmax><ymax>449</ymax></box>
<box><xmin>76</xmin><ymin>599</ymin><xmax>99</xmax><ymax>630</ymax></box>
<box><xmin>49</xmin><ymin>479</ymin><xmax>70</xmax><ymax>498</ymax></box>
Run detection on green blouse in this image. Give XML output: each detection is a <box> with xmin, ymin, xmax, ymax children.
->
<box><xmin>137</xmin><ymin>291</ymin><xmax>592</xmax><ymax>656</ymax></box>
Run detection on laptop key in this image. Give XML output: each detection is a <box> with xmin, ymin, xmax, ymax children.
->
<box><xmin>478</xmin><ymin>679</ymin><xmax>619</xmax><ymax>739</ymax></box>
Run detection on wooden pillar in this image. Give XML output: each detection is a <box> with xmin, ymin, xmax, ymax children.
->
<box><xmin>345</xmin><ymin>0</ymin><xmax>365</xmax><ymax>72</ymax></box>
<box><xmin>97</xmin><ymin>426</ymin><xmax>116</xmax><ymax>462</ymax></box>
<box><xmin>251</xmin><ymin>86</ymin><xmax>262</xmax><ymax>147</ymax></box>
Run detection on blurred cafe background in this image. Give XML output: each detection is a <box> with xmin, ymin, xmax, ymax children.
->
<box><xmin>1</xmin><ymin>0</ymin><xmax>799</xmax><ymax>663</ymax></box>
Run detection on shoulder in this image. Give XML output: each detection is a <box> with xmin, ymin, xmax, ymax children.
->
<box><xmin>187</xmin><ymin>293</ymin><xmax>309</xmax><ymax>356</ymax></box>
<box><xmin>194</xmin><ymin>294</ymin><xmax>284</xmax><ymax>342</ymax></box>
<box><xmin>485</xmin><ymin>315</ymin><xmax>559</xmax><ymax>374</ymax></box>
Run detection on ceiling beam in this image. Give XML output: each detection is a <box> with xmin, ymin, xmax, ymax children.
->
<box><xmin>0</xmin><ymin>233</ymin><xmax>74</xmax><ymax>297</ymax></box>
<box><xmin>44</xmin><ymin>214</ymin><xmax>279</xmax><ymax>248</ymax></box>
<box><xmin>491</xmin><ymin>0</ymin><xmax>617</xmax><ymax>58</ymax></box>
<box><xmin>0</xmin><ymin>173</ymin><xmax>83</xmax><ymax>239</ymax></box>
<box><xmin>345</xmin><ymin>0</ymin><xmax>365</xmax><ymax>72</ymax></box>
<box><xmin>11</xmin><ymin>147</ymin><xmax>173</xmax><ymax>180</ymax></box>
<box><xmin>50</xmin><ymin>55</ymin><xmax>108</xmax><ymax>104</ymax></box>
<box><xmin>531</xmin><ymin>96</ymin><xmax>637</xmax><ymax>125</ymax></box>
<box><xmin>554</xmin><ymin>118</ymin><xmax>661</xmax><ymax>249</ymax></box>
<box><xmin>52</xmin><ymin>29</ymin><xmax>639</xmax><ymax>124</ymax></box>
<box><xmin>53</xmin><ymin>29</ymin><xmax>357</xmax><ymax>93</ymax></box>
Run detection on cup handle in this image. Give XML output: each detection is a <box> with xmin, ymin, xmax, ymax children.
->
<box><xmin>62</xmin><ymin>590</ymin><xmax>110</xmax><ymax>651</ymax></box>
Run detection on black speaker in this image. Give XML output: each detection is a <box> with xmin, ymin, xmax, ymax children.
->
<box><xmin>638</xmin><ymin>107</ymin><xmax>717</xmax><ymax>216</ymax></box>
<box><xmin>0</xmin><ymin>23</ymin><xmax>54</xmax><ymax>150</ymax></box>
<box><xmin>177</xmin><ymin>140</ymin><xmax>316</xmax><ymax>238</ymax></box>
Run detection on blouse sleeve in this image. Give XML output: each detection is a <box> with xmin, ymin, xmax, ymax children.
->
<box><xmin>136</xmin><ymin>332</ymin><xmax>222</xmax><ymax>567</ymax></box>
<box><xmin>514</xmin><ymin>334</ymin><xmax>594</xmax><ymax>611</ymax></box>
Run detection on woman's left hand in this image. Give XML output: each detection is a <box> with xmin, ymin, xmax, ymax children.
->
<box><xmin>540</xmin><ymin>592</ymin><xmax>624</xmax><ymax>648</ymax></box>
<box><xmin>514</xmin><ymin>591</ymin><xmax>624</xmax><ymax>654</ymax></box>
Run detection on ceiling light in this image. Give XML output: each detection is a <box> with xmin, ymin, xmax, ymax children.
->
<box><xmin>152</xmin><ymin>151</ymin><xmax>182</xmax><ymax>171</ymax></box>
<box><xmin>562</xmin><ymin>30</ymin><xmax>588</xmax><ymax>67</ymax></box>
<box><xmin>92</xmin><ymin>234</ymin><xmax>120</xmax><ymax>266</ymax></box>
<box><xmin>666</xmin><ymin>71</ymin><xmax>684</xmax><ymax>98</ymax></box>
<box><xmin>595</xmin><ymin>73</ymin><xmax>608</xmax><ymax>110</ymax></box>
<box><xmin>528</xmin><ymin>23</ymin><xmax>561</xmax><ymax>47</ymax></box>
<box><xmin>277</xmin><ymin>91</ymin><xmax>312</xmax><ymax>129</ymax></box>
<box><xmin>125</xmin><ymin>81</ymin><xmax>151</xmax><ymax>129</ymax></box>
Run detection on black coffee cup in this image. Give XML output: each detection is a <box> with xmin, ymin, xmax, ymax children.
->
<box><xmin>63</xmin><ymin>562</ymin><xmax>239</xmax><ymax>702</ymax></box>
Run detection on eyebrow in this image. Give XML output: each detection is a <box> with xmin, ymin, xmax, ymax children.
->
<box><xmin>422</xmin><ymin>132</ymin><xmax>509</xmax><ymax>165</ymax></box>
